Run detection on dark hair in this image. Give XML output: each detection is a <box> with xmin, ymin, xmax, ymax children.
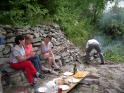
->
<box><xmin>46</xmin><ymin>35</ymin><xmax>52</xmax><ymax>40</ymax></box>
<box><xmin>15</xmin><ymin>35</ymin><xmax>25</xmax><ymax>45</ymax></box>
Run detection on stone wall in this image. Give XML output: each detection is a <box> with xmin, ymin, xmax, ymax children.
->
<box><xmin>0</xmin><ymin>24</ymin><xmax>82</xmax><ymax>65</ymax></box>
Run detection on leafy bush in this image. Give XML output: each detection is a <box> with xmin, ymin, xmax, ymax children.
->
<box><xmin>0</xmin><ymin>0</ymin><xmax>48</xmax><ymax>26</ymax></box>
<box><xmin>51</xmin><ymin>0</ymin><xmax>105</xmax><ymax>46</ymax></box>
<box><xmin>99</xmin><ymin>5</ymin><xmax>124</xmax><ymax>38</ymax></box>
<box><xmin>105</xmin><ymin>49</ymin><xmax>124</xmax><ymax>62</ymax></box>
<box><xmin>0</xmin><ymin>0</ymin><xmax>105</xmax><ymax>46</ymax></box>
<box><xmin>103</xmin><ymin>38</ymin><xmax>124</xmax><ymax>62</ymax></box>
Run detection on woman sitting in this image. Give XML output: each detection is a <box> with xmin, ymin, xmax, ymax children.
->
<box><xmin>24</xmin><ymin>34</ymin><xmax>44</xmax><ymax>78</ymax></box>
<box><xmin>9</xmin><ymin>35</ymin><xmax>38</xmax><ymax>86</ymax></box>
<box><xmin>40</xmin><ymin>35</ymin><xmax>59</xmax><ymax>70</ymax></box>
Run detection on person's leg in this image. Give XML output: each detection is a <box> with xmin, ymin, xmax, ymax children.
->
<box><xmin>36</xmin><ymin>55</ymin><xmax>42</xmax><ymax>72</ymax></box>
<box><xmin>99</xmin><ymin>53</ymin><xmax>104</xmax><ymax>64</ymax></box>
<box><xmin>10</xmin><ymin>61</ymin><xmax>37</xmax><ymax>85</ymax></box>
<box><xmin>85</xmin><ymin>45</ymin><xmax>93</xmax><ymax>63</ymax></box>
<box><xmin>50</xmin><ymin>55</ymin><xmax>59</xmax><ymax>69</ymax></box>
<box><xmin>47</xmin><ymin>57</ymin><xmax>53</xmax><ymax>70</ymax></box>
<box><xmin>33</xmin><ymin>55</ymin><xmax>45</xmax><ymax>78</ymax></box>
<box><xmin>43</xmin><ymin>53</ymin><xmax>53</xmax><ymax>70</ymax></box>
<box><xmin>28</xmin><ymin>56</ymin><xmax>42</xmax><ymax>74</ymax></box>
<box><xmin>94</xmin><ymin>44</ymin><xmax>104</xmax><ymax>64</ymax></box>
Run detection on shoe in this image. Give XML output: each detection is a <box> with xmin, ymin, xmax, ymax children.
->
<box><xmin>46</xmin><ymin>70</ymin><xmax>51</xmax><ymax>73</ymax></box>
<box><xmin>30</xmin><ymin>78</ymin><xmax>37</xmax><ymax>87</ymax></box>
<box><xmin>33</xmin><ymin>77</ymin><xmax>38</xmax><ymax>83</ymax></box>
<box><xmin>43</xmin><ymin>70</ymin><xmax>51</xmax><ymax>73</ymax></box>
<box><xmin>54</xmin><ymin>67</ymin><xmax>60</xmax><ymax>71</ymax></box>
<box><xmin>84</xmin><ymin>61</ymin><xmax>90</xmax><ymax>64</ymax></box>
<box><xmin>52</xmin><ymin>65</ymin><xmax>60</xmax><ymax>69</ymax></box>
<box><xmin>39</xmin><ymin>74</ymin><xmax>45</xmax><ymax>79</ymax></box>
<box><xmin>30</xmin><ymin>82</ymin><xmax>36</xmax><ymax>87</ymax></box>
<box><xmin>100</xmin><ymin>63</ymin><xmax>104</xmax><ymax>65</ymax></box>
<box><xmin>51</xmin><ymin>70</ymin><xmax>59</xmax><ymax>75</ymax></box>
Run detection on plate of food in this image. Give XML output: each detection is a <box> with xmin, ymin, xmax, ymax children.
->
<box><xmin>63</xmin><ymin>72</ymin><xmax>73</xmax><ymax>76</ymax></box>
<box><xmin>68</xmin><ymin>77</ymin><xmax>80</xmax><ymax>83</ymax></box>
<box><xmin>53</xmin><ymin>78</ymin><xmax>64</xmax><ymax>85</ymax></box>
<box><xmin>58</xmin><ymin>85</ymin><xmax>70</xmax><ymax>91</ymax></box>
<box><xmin>37</xmin><ymin>87</ymin><xmax>47</xmax><ymax>93</ymax></box>
<box><xmin>73</xmin><ymin>71</ymin><xmax>89</xmax><ymax>78</ymax></box>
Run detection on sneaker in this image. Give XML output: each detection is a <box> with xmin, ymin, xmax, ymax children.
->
<box><xmin>39</xmin><ymin>74</ymin><xmax>45</xmax><ymax>79</ymax></box>
<box><xmin>30</xmin><ymin>79</ymin><xmax>37</xmax><ymax>87</ymax></box>
<box><xmin>100</xmin><ymin>63</ymin><xmax>104</xmax><ymax>65</ymax></box>
<box><xmin>84</xmin><ymin>61</ymin><xmax>90</xmax><ymax>65</ymax></box>
<box><xmin>33</xmin><ymin>77</ymin><xmax>38</xmax><ymax>84</ymax></box>
<box><xmin>50</xmin><ymin>70</ymin><xmax>59</xmax><ymax>75</ymax></box>
<box><xmin>30</xmin><ymin>82</ymin><xmax>36</xmax><ymax>87</ymax></box>
<box><xmin>54</xmin><ymin>67</ymin><xmax>60</xmax><ymax>71</ymax></box>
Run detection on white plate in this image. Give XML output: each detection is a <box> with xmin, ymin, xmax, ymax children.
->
<box><xmin>37</xmin><ymin>87</ymin><xmax>47</xmax><ymax>92</ymax></box>
<box><xmin>59</xmin><ymin>85</ymin><xmax>70</xmax><ymax>91</ymax></box>
<box><xmin>68</xmin><ymin>78</ymin><xmax>80</xmax><ymax>83</ymax></box>
<box><xmin>63</xmin><ymin>72</ymin><xmax>73</xmax><ymax>76</ymax></box>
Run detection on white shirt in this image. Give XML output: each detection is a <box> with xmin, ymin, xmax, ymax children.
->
<box><xmin>86</xmin><ymin>39</ymin><xmax>100</xmax><ymax>48</ymax></box>
<box><xmin>10</xmin><ymin>45</ymin><xmax>25</xmax><ymax>63</ymax></box>
<box><xmin>41</xmin><ymin>41</ymin><xmax>53</xmax><ymax>52</ymax></box>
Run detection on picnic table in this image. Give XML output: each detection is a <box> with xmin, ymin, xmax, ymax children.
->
<box><xmin>61</xmin><ymin>71</ymin><xmax>89</xmax><ymax>93</ymax></box>
<box><xmin>36</xmin><ymin>71</ymin><xmax>89</xmax><ymax>93</ymax></box>
<box><xmin>41</xmin><ymin>71</ymin><xmax>89</xmax><ymax>93</ymax></box>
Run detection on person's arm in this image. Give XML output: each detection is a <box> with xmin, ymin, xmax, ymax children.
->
<box><xmin>13</xmin><ymin>49</ymin><xmax>29</xmax><ymax>62</ymax></box>
<box><xmin>86</xmin><ymin>41</ymin><xmax>89</xmax><ymax>49</ymax></box>
<box><xmin>15</xmin><ymin>55</ymin><xmax>27</xmax><ymax>62</ymax></box>
<box><xmin>40</xmin><ymin>43</ymin><xmax>47</xmax><ymax>54</ymax></box>
<box><xmin>48</xmin><ymin>42</ymin><xmax>54</xmax><ymax>56</ymax></box>
<box><xmin>29</xmin><ymin>44</ymin><xmax>35</xmax><ymax>57</ymax></box>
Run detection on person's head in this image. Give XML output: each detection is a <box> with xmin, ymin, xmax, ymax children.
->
<box><xmin>44</xmin><ymin>35</ymin><xmax>52</xmax><ymax>43</ymax></box>
<box><xmin>25</xmin><ymin>34</ymin><xmax>33</xmax><ymax>44</ymax></box>
<box><xmin>15</xmin><ymin>35</ymin><xmax>25</xmax><ymax>46</ymax></box>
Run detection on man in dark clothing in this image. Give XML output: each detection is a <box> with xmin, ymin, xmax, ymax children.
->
<box><xmin>85</xmin><ymin>39</ymin><xmax>104</xmax><ymax>64</ymax></box>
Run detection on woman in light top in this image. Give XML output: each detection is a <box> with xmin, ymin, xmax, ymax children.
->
<box><xmin>40</xmin><ymin>35</ymin><xmax>59</xmax><ymax>70</ymax></box>
<box><xmin>9</xmin><ymin>35</ymin><xmax>37</xmax><ymax>86</ymax></box>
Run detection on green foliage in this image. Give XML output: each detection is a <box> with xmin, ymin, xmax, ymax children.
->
<box><xmin>0</xmin><ymin>0</ymin><xmax>104</xmax><ymax>43</ymax></box>
<box><xmin>103</xmin><ymin>38</ymin><xmax>124</xmax><ymax>62</ymax></box>
<box><xmin>0</xmin><ymin>0</ymin><xmax>105</xmax><ymax>46</ymax></box>
<box><xmin>0</xmin><ymin>0</ymin><xmax>48</xmax><ymax>26</ymax></box>
<box><xmin>1</xmin><ymin>0</ymin><xmax>123</xmax><ymax>63</ymax></box>
<box><xmin>50</xmin><ymin>0</ymin><xmax>105</xmax><ymax>46</ymax></box>
<box><xmin>105</xmin><ymin>48</ymin><xmax>124</xmax><ymax>62</ymax></box>
<box><xmin>95</xmin><ymin>33</ymin><xmax>124</xmax><ymax>63</ymax></box>
<box><xmin>99</xmin><ymin>4</ymin><xmax>124</xmax><ymax>38</ymax></box>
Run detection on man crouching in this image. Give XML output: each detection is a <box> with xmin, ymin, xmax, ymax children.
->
<box><xmin>85</xmin><ymin>39</ymin><xmax>104</xmax><ymax>64</ymax></box>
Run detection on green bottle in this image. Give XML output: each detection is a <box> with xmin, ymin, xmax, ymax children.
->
<box><xmin>73</xmin><ymin>63</ymin><xmax>77</xmax><ymax>75</ymax></box>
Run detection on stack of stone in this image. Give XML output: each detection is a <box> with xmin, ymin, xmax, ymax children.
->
<box><xmin>0</xmin><ymin>24</ymin><xmax>82</xmax><ymax>65</ymax></box>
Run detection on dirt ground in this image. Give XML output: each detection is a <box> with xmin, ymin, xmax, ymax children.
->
<box><xmin>3</xmin><ymin>62</ymin><xmax>124</xmax><ymax>93</ymax></box>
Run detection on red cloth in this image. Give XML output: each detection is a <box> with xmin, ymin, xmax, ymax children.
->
<box><xmin>25</xmin><ymin>44</ymin><xmax>33</xmax><ymax>57</ymax></box>
<box><xmin>10</xmin><ymin>60</ymin><xmax>37</xmax><ymax>85</ymax></box>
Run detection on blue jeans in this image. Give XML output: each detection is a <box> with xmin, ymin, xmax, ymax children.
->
<box><xmin>28</xmin><ymin>55</ymin><xmax>42</xmax><ymax>74</ymax></box>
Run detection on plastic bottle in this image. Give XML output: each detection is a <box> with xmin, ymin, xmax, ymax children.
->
<box><xmin>58</xmin><ymin>87</ymin><xmax>62</xmax><ymax>93</ymax></box>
